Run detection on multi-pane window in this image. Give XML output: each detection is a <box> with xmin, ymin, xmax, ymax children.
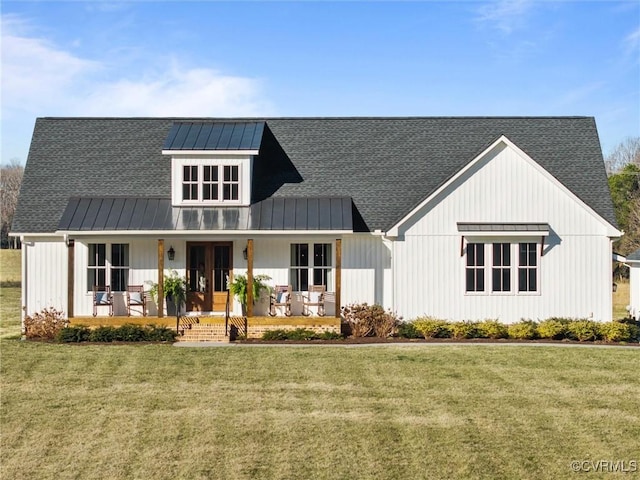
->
<box><xmin>203</xmin><ymin>166</ymin><xmax>218</xmax><ymax>201</ymax></box>
<box><xmin>465</xmin><ymin>243</ymin><xmax>485</xmax><ymax>292</ymax></box>
<box><xmin>290</xmin><ymin>243</ymin><xmax>333</xmax><ymax>291</ymax></box>
<box><xmin>223</xmin><ymin>166</ymin><xmax>239</xmax><ymax>201</ymax></box>
<box><xmin>88</xmin><ymin>243</ymin><xmax>106</xmax><ymax>291</ymax></box>
<box><xmin>492</xmin><ymin>243</ymin><xmax>511</xmax><ymax>292</ymax></box>
<box><xmin>465</xmin><ymin>242</ymin><xmax>539</xmax><ymax>294</ymax></box>
<box><xmin>182</xmin><ymin>166</ymin><xmax>198</xmax><ymax>200</ymax></box>
<box><xmin>518</xmin><ymin>243</ymin><xmax>537</xmax><ymax>292</ymax></box>
<box><xmin>110</xmin><ymin>244</ymin><xmax>129</xmax><ymax>292</ymax></box>
<box><xmin>181</xmin><ymin>164</ymin><xmax>240</xmax><ymax>203</ymax></box>
<box><xmin>87</xmin><ymin>243</ymin><xmax>129</xmax><ymax>292</ymax></box>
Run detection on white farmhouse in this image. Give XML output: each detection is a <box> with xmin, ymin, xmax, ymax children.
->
<box><xmin>12</xmin><ymin>117</ymin><xmax>621</xmax><ymax>328</ymax></box>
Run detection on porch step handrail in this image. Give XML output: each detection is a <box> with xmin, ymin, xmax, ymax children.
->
<box><xmin>225</xmin><ymin>290</ymin><xmax>230</xmax><ymax>337</ymax></box>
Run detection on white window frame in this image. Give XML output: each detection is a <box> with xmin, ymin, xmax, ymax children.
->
<box><xmin>290</xmin><ymin>242</ymin><xmax>334</xmax><ymax>292</ymax></box>
<box><xmin>87</xmin><ymin>243</ymin><xmax>130</xmax><ymax>293</ymax></box>
<box><xmin>171</xmin><ymin>156</ymin><xmax>252</xmax><ymax>206</ymax></box>
<box><xmin>464</xmin><ymin>239</ymin><xmax>540</xmax><ymax>296</ymax></box>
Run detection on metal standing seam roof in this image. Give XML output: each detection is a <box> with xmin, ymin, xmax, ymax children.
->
<box><xmin>163</xmin><ymin>122</ymin><xmax>265</xmax><ymax>150</ymax></box>
<box><xmin>627</xmin><ymin>249</ymin><xmax>640</xmax><ymax>262</ymax></box>
<box><xmin>57</xmin><ymin>196</ymin><xmax>354</xmax><ymax>232</ymax></box>
<box><xmin>457</xmin><ymin>222</ymin><xmax>550</xmax><ymax>233</ymax></box>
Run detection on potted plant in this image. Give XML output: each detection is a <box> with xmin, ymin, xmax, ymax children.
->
<box><xmin>228</xmin><ymin>274</ymin><xmax>272</xmax><ymax>315</ymax></box>
<box><xmin>148</xmin><ymin>270</ymin><xmax>187</xmax><ymax>317</ymax></box>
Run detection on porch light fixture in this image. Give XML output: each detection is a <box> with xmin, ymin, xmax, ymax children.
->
<box><xmin>167</xmin><ymin>246</ymin><xmax>175</xmax><ymax>261</ymax></box>
<box><xmin>243</xmin><ymin>246</ymin><xmax>248</xmax><ymax>260</ymax></box>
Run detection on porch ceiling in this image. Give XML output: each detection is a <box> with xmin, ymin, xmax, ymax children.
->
<box><xmin>57</xmin><ymin>196</ymin><xmax>353</xmax><ymax>233</ymax></box>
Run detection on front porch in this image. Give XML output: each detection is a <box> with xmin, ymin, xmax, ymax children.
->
<box><xmin>70</xmin><ymin>315</ymin><xmax>342</xmax><ymax>342</ymax></box>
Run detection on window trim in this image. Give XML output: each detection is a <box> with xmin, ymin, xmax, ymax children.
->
<box><xmin>289</xmin><ymin>242</ymin><xmax>334</xmax><ymax>292</ymax></box>
<box><xmin>86</xmin><ymin>243</ymin><xmax>130</xmax><ymax>293</ymax></box>
<box><xmin>463</xmin><ymin>238</ymin><xmax>541</xmax><ymax>296</ymax></box>
<box><xmin>171</xmin><ymin>156</ymin><xmax>251</xmax><ymax>206</ymax></box>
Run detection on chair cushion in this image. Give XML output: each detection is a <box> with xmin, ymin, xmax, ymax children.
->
<box><xmin>95</xmin><ymin>292</ymin><xmax>109</xmax><ymax>304</ymax></box>
<box><xmin>308</xmin><ymin>291</ymin><xmax>321</xmax><ymax>303</ymax></box>
<box><xmin>277</xmin><ymin>291</ymin><xmax>289</xmax><ymax>303</ymax></box>
<box><xmin>129</xmin><ymin>292</ymin><xmax>142</xmax><ymax>304</ymax></box>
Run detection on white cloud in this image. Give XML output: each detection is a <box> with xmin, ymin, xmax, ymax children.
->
<box><xmin>625</xmin><ymin>26</ymin><xmax>640</xmax><ymax>53</ymax></box>
<box><xmin>79</xmin><ymin>66</ymin><xmax>271</xmax><ymax>117</ymax></box>
<box><xmin>476</xmin><ymin>0</ymin><xmax>534</xmax><ymax>35</ymax></box>
<box><xmin>1</xmin><ymin>15</ymin><xmax>100</xmax><ymax>115</ymax></box>
<box><xmin>1</xmin><ymin>14</ymin><xmax>272</xmax><ymax>118</ymax></box>
<box><xmin>1</xmin><ymin>14</ymin><xmax>273</xmax><ymax>162</ymax></box>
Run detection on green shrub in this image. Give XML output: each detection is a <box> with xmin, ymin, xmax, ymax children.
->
<box><xmin>114</xmin><ymin>324</ymin><xmax>147</xmax><ymax>342</ymax></box>
<box><xmin>598</xmin><ymin>322</ymin><xmax>639</xmax><ymax>343</ymax></box>
<box><xmin>262</xmin><ymin>329</ymin><xmax>291</xmax><ymax>341</ymax></box>
<box><xmin>89</xmin><ymin>326</ymin><xmax>118</xmax><ymax>342</ymax></box>
<box><xmin>537</xmin><ymin>318</ymin><xmax>569</xmax><ymax>340</ymax></box>
<box><xmin>56</xmin><ymin>325</ymin><xmax>91</xmax><ymax>343</ymax></box>
<box><xmin>145</xmin><ymin>325</ymin><xmax>178</xmax><ymax>342</ymax></box>
<box><xmin>478</xmin><ymin>319</ymin><xmax>508</xmax><ymax>339</ymax></box>
<box><xmin>261</xmin><ymin>328</ymin><xmax>341</xmax><ymax>341</ymax></box>
<box><xmin>318</xmin><ymin>330</ymin><xmax>343</xmax><ymax>340</ymax></box>
<box><xmin>286</xmin><ymin>328</ymin><xmax>320</xmax><ymax>341</ymax></box>
<box><xmin>396</xmin><ymin>321</ymin><xmax>422</xmax><ymax>339</ymax></box>
<box><xmin>449</xmin><ymin>321</ymin><xmax>482</xmax><ymax>339</ymax></box>
<box><xmin>566</xmin><ymin>320</ymin><xmax>600</xmax><ymax>342</ymax></box>
<box><xmin>508</xmin><ymin>320</ymin><xmax>539</xmax><ymax>340</ymax></box>
<box><xmin>413</xmin><ymin>317</ymin><xmax>450</xmax><ymax>339</ymax></box>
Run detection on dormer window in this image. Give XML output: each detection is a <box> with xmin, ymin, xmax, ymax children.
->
<box><xmin>181</xmin><ymin>164</ymin><xmax>240</xmax><ymax>203</ymax></box>
<box><xmin>163</xmin><ymin>121</ymin><xmax>265</xmax><ymax>207</ymax></box>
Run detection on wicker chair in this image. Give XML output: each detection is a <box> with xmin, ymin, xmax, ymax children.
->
<box><xmin>126</xmin><ymin>285</ymin><xmax>147</xmax><ymax>316</ymax></box>
<box><xmin>269</xmin><ymin>285</ymin><xmax>292</xmax><ymax>317</ymax></box>
<box><xmin>302</xmin><ymin>285</ymin><xmax>325</xmax><ymax>317</ymax></box>
<box><xmin>93</xmin><ymin>285</ymin><xmax>114</xmax><ymax>317</ymax></box>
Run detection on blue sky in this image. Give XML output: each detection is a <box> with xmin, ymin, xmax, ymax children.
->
<box><xmin>2</xmin><ymin>1</ymin><xmax>639</xmax><ymax>164</ymax></box>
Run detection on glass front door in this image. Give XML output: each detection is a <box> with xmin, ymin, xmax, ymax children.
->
<box><xmin>186</xmin><ymin>242</ymin><xmax>232</xmax><ymax>312</ymax></box>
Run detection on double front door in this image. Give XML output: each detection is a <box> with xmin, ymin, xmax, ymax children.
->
<box><xmin>186</xmin><ymin>242</ymin><xmax>232</xmax><ymax>312</ymax></box>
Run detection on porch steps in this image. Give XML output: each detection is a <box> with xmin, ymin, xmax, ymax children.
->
<box><xmin>177</xmin><ymin>322</ymin><xmax>230</xmax><ymax>343</ymax></box>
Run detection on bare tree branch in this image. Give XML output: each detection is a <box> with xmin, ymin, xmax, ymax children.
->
<box><xmin>1</xmin><ymin>160</ymin><xmax>24</xmax><ymax>248</ymax></box>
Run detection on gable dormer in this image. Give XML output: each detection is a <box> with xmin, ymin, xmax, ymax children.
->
<box><xmin>163</xmin><ymin>121</ymin><xmax>265</xmax><ymax>207</ymax></box>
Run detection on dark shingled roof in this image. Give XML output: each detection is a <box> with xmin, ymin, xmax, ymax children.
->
<box><xmin>12</xmin><ymin>117</ymin><xmax>617</xmax><ymax>234</ymax></box>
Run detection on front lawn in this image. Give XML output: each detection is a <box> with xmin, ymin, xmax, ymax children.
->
<box><xmin>1</xmin><ymin>341</ymin><xmax>638</xmax><ymax>480</ymax></box>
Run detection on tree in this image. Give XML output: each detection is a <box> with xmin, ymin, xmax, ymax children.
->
<box><xmin>605</xmin><ymin>136</ymin><xmax>640</xmax><ymax>174</ymax></box>
<box><xmin>608</xmin><ymin>162</ymin><xmax>640</xmax><ymax>259</ymax></box>
<box><xmin>1</xmin><ymin>160</ymin><xmax>24</xmax><ymax>248</ymax></box>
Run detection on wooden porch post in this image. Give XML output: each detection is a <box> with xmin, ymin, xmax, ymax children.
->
<box><xmin>157</xmin><ymin>239</ymin><xmax>164</xmax><ymax>318</ymax></box>
<box><xmin>246</xmin><ymin>238</ymin><xmax>254</xmax><ymax>317</ymax></box>
<box><xmin>67</xmin><ymin>239</ymin><xmax>74</xmax><ymax>318</ymax></box>
<box><xmin>335</xmin><ymin>238</ymin><xmax>342</xmax><ymax>318</ymax></box>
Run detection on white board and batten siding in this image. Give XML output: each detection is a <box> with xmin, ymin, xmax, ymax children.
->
<box><xmin>629</xmin><ymin>261</ymin><xmax>640</xmax><ymax>320</ymax></box>
<box><xmin>390</xmin><ymin>141</ymin><xmax>616</xmax><ymax>323</ymax></box>
<box><xmin>22</xmin><ymin>237</ymin><xmax>68</xmax><ymax>316</ymax></box>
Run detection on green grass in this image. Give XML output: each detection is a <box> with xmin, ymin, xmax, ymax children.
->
<box><xmin>0</xmin><ymin>249</ymin><xmax>21</xmax><ymax>338</ymax></box>
<box><xmin>1</xmin><ymin>341</ymin><xmax>639</xmax><ymax>480</ymax></box>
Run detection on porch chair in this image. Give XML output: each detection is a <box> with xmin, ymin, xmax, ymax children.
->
<box><xmin>93</xmin><ymin>285</ymin><xmax>114</xmax><ymax>317</ymax></box>
<box><xmin>269</xmin><ymin>285</ymin><xmax>292</xmax><ymax>317</ymax></box>
<box><xmin>302</xmin><ymin>285</ymin><xmax>326</xmax><ymax>317</ymax></box>
<box><xmin>126</xmin><ymin>285</ymin><xmax>147</xmax><ymax>317</ymax></box>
